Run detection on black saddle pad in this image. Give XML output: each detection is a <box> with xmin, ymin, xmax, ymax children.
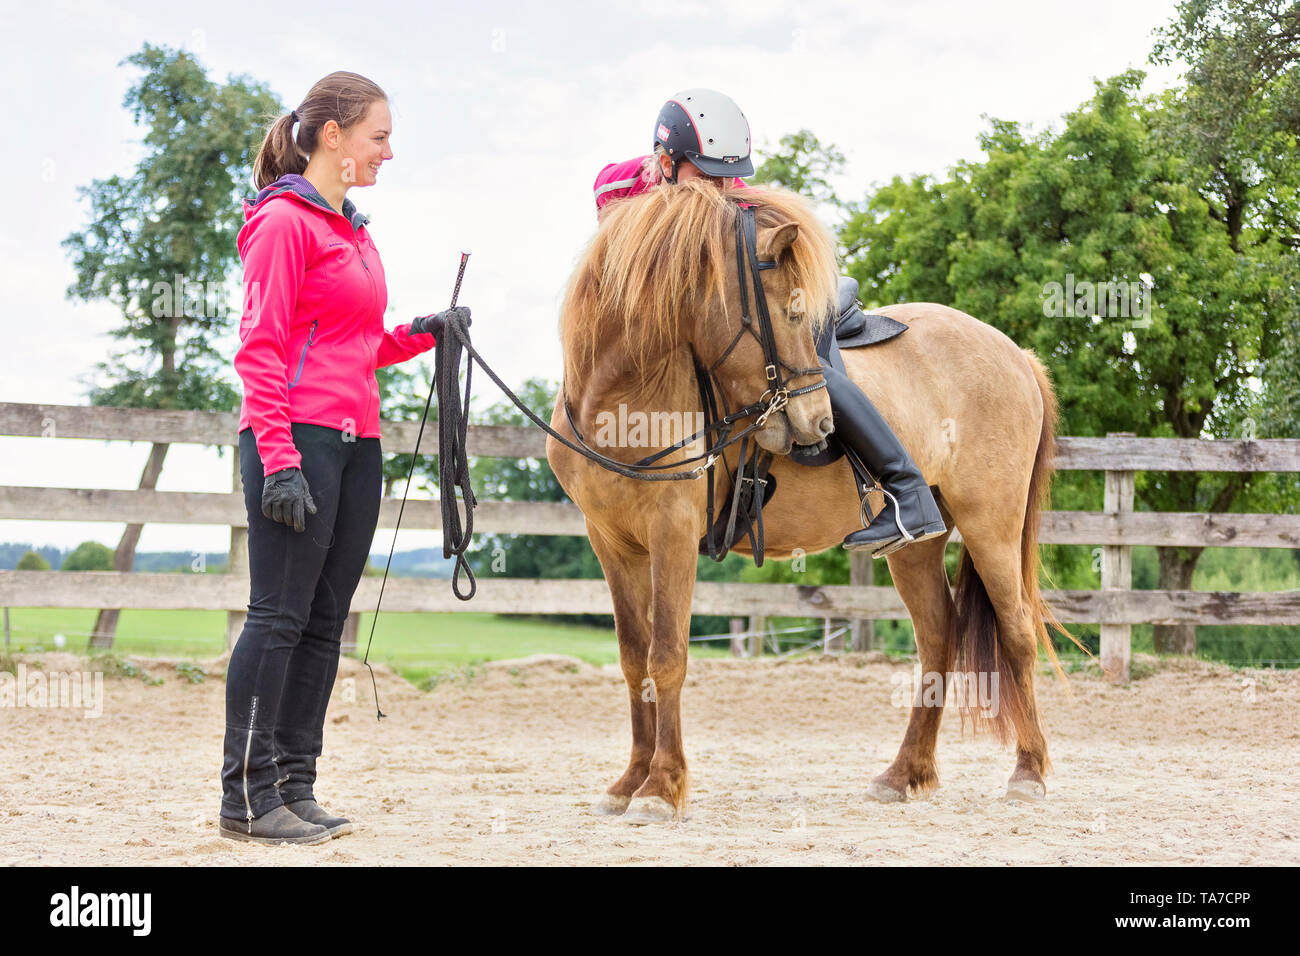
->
<box><xmin>836</xmin><ymin>308</ymin><xmax>908</xmax><ymax>349</ymax></box>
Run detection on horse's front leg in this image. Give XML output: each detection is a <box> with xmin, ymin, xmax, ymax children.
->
<box><xmin>585</xmin><ymin>523</ymin><xmax>655</xmax><ymax>816</ymax></box>
<box><xmin>623</xmin><ymin>510</ymin><xmax>699</xmax><ymax>824</ymax></box>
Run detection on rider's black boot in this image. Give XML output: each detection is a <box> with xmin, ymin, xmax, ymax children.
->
<box><xmin>820</xmin><ymin>359</ymin><xmax>948</xmax><ymax>558</ymax></box>
<box><xmin>801</xmin><ymin>277</ymin><xmax>948</xmax><ymax>557</ymax></box>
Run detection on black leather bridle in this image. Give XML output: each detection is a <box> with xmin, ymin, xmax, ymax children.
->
<box><xmin>559</xmin><ymin>201</ymin><xmax>827</xmax><ymax>562</ymax></box>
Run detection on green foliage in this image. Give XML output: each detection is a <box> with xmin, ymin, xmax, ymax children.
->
<box><xmin>61</xmin><ymin>541</ymin><xmax>114</xmax><ymax>572</ymax></box>
<box><xmin>837</xmin><ymin>59</ymin><xmax>1295</xmax><ymax>645</ymax></box>
<box><xmin>89</xmin><ymin>653</ymin><xmax>164</xmax><ymax>685</ymax></box>
<box><xmin>61</xmin><ymin>43</ymin><xmax>280</xmax><ymax>412</ymax></box>
<box><xmin>15</xmin><ymin>551</ymin><xmax>51</xmax><ymax>571</ymax></box>
<box><xmin>176</xmin><ymin>661</ymin><xmax>207</xmax><ymax>684</ymax></box>
<box><xmin>421</xmin><ymin>660</ymin><xmax>486</xmax><ymax>692</ymax></box>
<box><xmin>375</xmin><ymin>358</ymin><xmax>438</xmax><ymax>495</ymax></box>
<box><xmin>1153</xmin><ymin>3</ymin><xmax>1300</xmax><ymax>444</ymax></box>
<box><xmin>460</xmin><ymin>377</ymin><xmax>609</xmax><ymax>627</ymax></box>
<box><xmin>752</xmin><ymin>129</ymin><xmax>849</xmax><ymax>212</ymax></box>
<box><xmin>842</xmin><ymin>71</ymin><xmax>1278</xmax><ymax>462</ymax></box>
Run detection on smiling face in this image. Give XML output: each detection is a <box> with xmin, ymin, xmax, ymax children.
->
<box><xmin>312</xmin><ymin>98</ymin><xmax>393</xmax><ymax>187</ymax></box>
<box><xmin>342</xmin><ymin>99</ymin><xmax>393</xmax><ymax>185</ymax></box>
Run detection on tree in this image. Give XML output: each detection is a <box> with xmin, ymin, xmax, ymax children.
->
<box><xmin>16</xmin><ymin>551</ymin><xmax>51</xmax><ymax>571</ymax></box>
<box><xmin>752</xmin><ymin>129</ymin><xmax>849</xmax><ymax>212</ymax></box>
<box><xmin>61</xmin><ymin>44</ymin><xmax>281</xmax><ymax>648</ymax></box>
<box><xmin>62</xmin><ymin>542</ymin><xmax>115</xmax><ymax>572</ymax></box>
<box><xmin>840</xmin><ymin>70</ymin><xmax>1288</xmax><ymax>655</ymax></box>
<box><xmin>375</xmin><ymin>357</ymin><xmax>439</xmax><ymax>497</ymax></box>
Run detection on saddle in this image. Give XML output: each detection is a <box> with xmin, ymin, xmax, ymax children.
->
<box><xmin>698</xmin><ymin>277</ymin><xmax>907</xmax><ymax>558</ymax></box>
<box><xmin>831</xmin><ymin>277</ymin><xmax>909</xmax><ymax>352</ymax></box>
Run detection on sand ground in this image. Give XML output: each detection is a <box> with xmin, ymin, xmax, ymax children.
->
<box><xmin>1</xmin><ymin>650</ymin><xmax>1296</xmax><ymax>866</ymax></box>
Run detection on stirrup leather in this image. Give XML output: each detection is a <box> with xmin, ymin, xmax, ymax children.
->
<box><xmin>841</xmin><ymin>444</ymin><xmax>913</xmax><ymax>541</ymax></box>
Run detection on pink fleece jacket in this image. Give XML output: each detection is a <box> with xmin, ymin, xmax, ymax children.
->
<box><xmin>592</xmin><ymin>154</ymin><xmax>746</xmax><ymax>215</ymax></box>
<box><xmin>234</xmin><ymin>175</ymin><xmax>436</xmax><ymax>474</ymax></box>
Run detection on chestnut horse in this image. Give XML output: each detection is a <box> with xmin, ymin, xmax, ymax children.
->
<box><xmin>546</xmin><ymin>180</ymin><xmax>1070</xmax><ymax>823</ymax></box>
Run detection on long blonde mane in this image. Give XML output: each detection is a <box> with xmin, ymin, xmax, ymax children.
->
<box><xmin>561</xmin><ymin>180</ymin><xmax>839</xmax><ymax>385</ymax></box>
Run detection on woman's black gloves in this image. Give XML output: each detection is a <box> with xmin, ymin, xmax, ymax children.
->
<box><xmin>409</xmin><ymin>306</ymin><xmax>472</xmax><ymax>338</ymax></box>
<box><xmin>262</xmin><ymin>466</ymin><xmax>318</xmax><ymax>533</ymax></box>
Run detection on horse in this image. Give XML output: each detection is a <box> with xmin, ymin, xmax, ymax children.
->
<box><xmin>546</xmin><ymin>179</ymin><xmax>1071</xmax><ymax>823</ymax></box>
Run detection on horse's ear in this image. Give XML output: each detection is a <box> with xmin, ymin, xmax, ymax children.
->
<box><xmin>758</xmin><ymin>222</ymin><xmax>800</xmax><ymax>262</ymax></box>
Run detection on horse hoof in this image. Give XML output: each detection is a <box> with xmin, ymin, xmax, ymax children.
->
<box><xmin>622</xmin><ymin>796</ymin><xmax>677</xmax><ymax>825</ymax></box>
<box><xmin>1005</xmin><ymin>779</ymin><xmax>1046</xmax><ymax>802</ymax></box>
<box><xmin>866</xmin><ymin>780</ymin><xmax>907</xmax><ymax>803</ymax></box>
<box><xmin>593</xmin><ymin>794</ymin><xmax>630</xmax><ymax>816</ymax></box>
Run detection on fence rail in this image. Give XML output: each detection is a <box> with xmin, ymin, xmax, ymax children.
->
<box><xmin>1</xmin><ymin>403</ymin><xmax>1297</xmax><ymax>680</ymax></box>
<box><xmin>0</xmin><ymin>571</ymin><xmax>1294</xmax><ymax>625</ymax></box>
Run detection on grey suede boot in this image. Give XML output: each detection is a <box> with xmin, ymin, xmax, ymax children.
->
<box><xmin>285</xmin><ymin>799</ymin><xmax>354</xmax><ymax>837</ymax></box>
<box><xmin>218</xmin><ymin>805</ymin><xmax>331</xmax><ymax>845</ymax></box>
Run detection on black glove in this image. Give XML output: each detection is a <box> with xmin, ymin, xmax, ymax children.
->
<box><xmin>410</xmin><ymin>306</ymin><xmax>471</xmax><ymax>338</ymax></box>
<box><xmin>261</xmin><ymin>466</ymin><xmax>318</xmax><ymax>533</ymax></box>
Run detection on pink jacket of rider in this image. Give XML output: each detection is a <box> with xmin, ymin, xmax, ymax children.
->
<box><xmin>592</xmin><ymin>155</ymin><xmax>746</xmax><ymax>215</ymax></box>
<box><xmin>234</xmin><ymin>174</ymin><xmax>436</xmax><ymax>475</ymax></box>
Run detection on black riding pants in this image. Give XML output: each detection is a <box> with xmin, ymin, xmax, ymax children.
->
<box><xmin>220</xmin><ymin>424</ymin><xmax>381</xmax><ymax>821</ymax></box>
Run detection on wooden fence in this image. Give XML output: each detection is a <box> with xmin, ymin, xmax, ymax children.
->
<box><xmin>0</xmin><ymin>402</ymin><xmax>1297</xmax><ymax>682</ymax></box>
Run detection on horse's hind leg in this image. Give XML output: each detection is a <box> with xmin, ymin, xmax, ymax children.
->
<box><xmin>867</xmin><ymin>529</ymin><xmax>955</xmax><ymax>802</ymax></box>
<box><xmin>957</xmin><ymin>527</ymin><xmax>1051</xmax><ymax>801</ymax></box>
<box><xmin>585</xmin><ymin>523</ymin><xmax>655</xmax><ymax>816</ymax></box>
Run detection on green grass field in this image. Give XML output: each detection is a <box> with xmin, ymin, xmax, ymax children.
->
<box><xmin>0</xmin><ymin>607</ymin><xmax>731</xmax><ymax>687</ymax></box>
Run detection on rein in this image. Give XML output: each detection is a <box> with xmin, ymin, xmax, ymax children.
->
<box><xmin>431</xmin><ymin>202</ymin><xmax>827</xmax><ymax>598</ymax></box>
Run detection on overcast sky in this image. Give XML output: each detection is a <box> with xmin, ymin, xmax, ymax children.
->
<box><xmin>0</xmin><ymin>0</ymin><xmax>1185</xmax><ymax>556</ymax></box>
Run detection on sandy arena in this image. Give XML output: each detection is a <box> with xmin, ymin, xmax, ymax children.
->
<box><xmin>1</xmin><ymin>651</ymin><xmax>1297</xmax><ymax>866</ymax></box>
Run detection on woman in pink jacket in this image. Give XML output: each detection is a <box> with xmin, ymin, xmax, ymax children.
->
<box><xmin>221</xmin><ymin>71</ymin><xmax>467</xmax><ymax>845</ymax></box>
<box><xmin>592</xmin><ymin>90</ymin><xmax>946</xmax><ymax>556</ymax></box>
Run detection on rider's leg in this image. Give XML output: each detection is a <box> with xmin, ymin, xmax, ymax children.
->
<box><xmin>815</xmin><ymin>287</ymin><xmax>947</xmax><ymax>557</ymax></box>
<box><xmin>822</xmin><ymin>363</ymin><xmax>947</xmax><ymax>555</ymax></box>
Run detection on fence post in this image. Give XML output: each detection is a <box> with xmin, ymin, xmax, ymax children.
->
<box><xmin>1100</xmin><ymin>432</ymin><xmax>1135</xmax><ymax>682</ymax></box>
<box><xmin>823</xmin><ymin>618</ymin><xmax>845</xmax><ymax>654</ymax></box>
<box><xmin>729</xmin><ymin>617</ymin><xmax>745</xmax><ymax>657</ymax></box>
<box><xmin>225</xmin><ymin>442</ymin><xmax>248</xmax><ymax>651</ymax></box>
<box><xmin>340</xmin><ymin>612</ymin><xmax>359</xmax><ymax>655</ymax></box>
<box><xmin>747</xmin><ymin>616</ymin><xmax>765</xmax><ymax>658</ymax></box>
<box><xmin>849</xmin><ymin>550</ymin><xmax>875</xmax><ymax>651</ymax></box>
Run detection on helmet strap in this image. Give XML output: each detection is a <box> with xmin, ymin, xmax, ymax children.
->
<box><xmin>657</xmin><ymin>150</ymin><xmax>679</xmax><ymax>185</ymax></box>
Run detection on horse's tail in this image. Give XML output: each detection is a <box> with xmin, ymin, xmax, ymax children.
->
<box><xmin>1019</xmin><ymin>351</ymin><xmax>1080</xmax><ymax>674</ymax></box>
<box><xmin>952</xmin><ymin>349</ymin><xmax>1079</xmax><ymax>751</ymax></box>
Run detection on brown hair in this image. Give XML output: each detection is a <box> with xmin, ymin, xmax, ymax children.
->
<box><xmin>252</xmin><ymin>71</ymin><xmax>388</xmax><ymax>190</ymax></box>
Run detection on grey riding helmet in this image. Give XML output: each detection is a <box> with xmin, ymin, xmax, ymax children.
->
<box><xmin>654</xmin><ymin>89</ymin><xmax>754</xmax><ymax>179</ymax></box>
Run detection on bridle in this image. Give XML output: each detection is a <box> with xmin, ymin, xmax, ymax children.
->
<box><xmin>558</xmin><ymin>201</ymin><xmax>827</xmax><ymax>561</ymax></box>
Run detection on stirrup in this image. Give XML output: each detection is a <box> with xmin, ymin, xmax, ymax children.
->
<box><xmin>857</xmin><ymin>479</ymin><xmax>911</xmax><ymax>541</ymax></box>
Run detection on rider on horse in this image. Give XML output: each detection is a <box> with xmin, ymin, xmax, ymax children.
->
<box><xmin>592</xmin><ymin>89</ymin><xmax>947</xmax><ymax>557</ymax></box>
